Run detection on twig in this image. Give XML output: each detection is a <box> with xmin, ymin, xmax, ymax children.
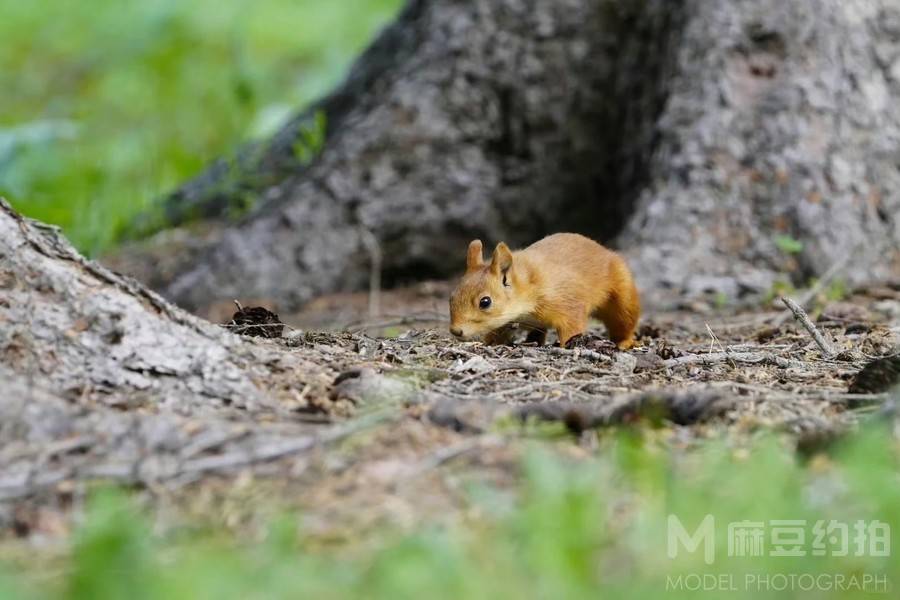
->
<box><xmin>705</xmin><ymin>323</ymin><xmax>725</xmax><ymax>354</ymax></box>
<box><xmin>358</xmin><ymin>227</ymin><xmax>382</xmax><ymax>318</ymax></box>
<box><xmin>544</xmin><ymin>346</ymin><xmax>610</xmax><ymax>362</ymax></box>
<box><xmin>779</xmin><ymin>296</ymin><xmax>837</xmax><ymax>358</ymax></box>
<box><xmin>483</xmin><ymin>379</ymin><xmax>619</xmax><ymax>398</ymax></box>
<box><xmin>663</xmin><ymin>351</ymin><xmax>801</xmax><ymax>369</ymax></box>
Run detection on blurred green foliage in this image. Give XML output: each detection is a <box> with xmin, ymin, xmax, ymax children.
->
<box><xmin>292</xmin><ymin>109</ymin><xmax>328</xmax><ymax>166</ymax></box>
<box><xmin>0</xmin><ymin>0</ymin><xmax>402</xmax><ymax>255</ymax></box>
<box><xmin>764</xmin><ymin>279</ymin><xmax>797</xmax><ymax>304</ymax></box>
<box><xmin>825</xmin><ymin>278</ymin><xmax>849</xmax><ymax>303</ymax></box>
<box><xmin>774</xmin><ymin>234</ymin><xmax>804</xmax><ymax>255</ymax></box>
<box><xmin>4</xmin><ymin>427</ymin><xmax>899</xmax><ymax>599</ymax></box>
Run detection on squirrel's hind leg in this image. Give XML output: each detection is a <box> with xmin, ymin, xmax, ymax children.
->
<box><xmin>554</xmin><ymin>313</ymin><xmax>588</xmax><ymax>348</ymax></box>
<box><xmin>594</xmin><ymin>284</ymin><xmax>640</xmax><ymax>351</ymax></box>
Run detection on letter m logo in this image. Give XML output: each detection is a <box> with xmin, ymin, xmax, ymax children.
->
<box><xmin>668</xmin><ymin>514</ymin><xmax>715</xmax><ymax>565</ymax></box>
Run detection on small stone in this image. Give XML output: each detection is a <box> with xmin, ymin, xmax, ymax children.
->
<box><xmin>613</xmin><ymin>353</ymin><xmax>637</xmax><ymax>375</ymax></box>
<box><xmin>634</xmin><ymin>352</ymin><xmax>665</xmax><ymax>372</ymax></box>
<box><xmin>451</xmin><ymin>355</ymin><xmax>494</xmax><ymax>374</ymax></box>
<box><xmin>330</xmin><ymin>369</ymin><xmax>415</xmax><ymax>408</ymax></box>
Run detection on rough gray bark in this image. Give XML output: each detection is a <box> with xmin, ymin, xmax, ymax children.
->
<box><xmin>622</xmin><ymin>0</ymin><xmax>900</xmax><ymax>305</ymax></box>
<box><xmin>0</xmin><ymin>198</ymin><xmax>390</xmax><ymax>504</ymax></box>
<box><xmin>0</xmin><ymin>199</ymin><xmax>321</xmax><ymax>413</ymax></box>
<box><xmin>0</xmin><ymin>365</ymin><xmax>326</xmax><ymax>501</ymax></box>
<box><xmin>150</xmin><ymin>0</ymin><xmax>900</xmax><ymax>314</ymax></box>
<box><xmin>157</xmin><ymin>0</ymin><xmax>679</xmax><ymax>311</ymax></box>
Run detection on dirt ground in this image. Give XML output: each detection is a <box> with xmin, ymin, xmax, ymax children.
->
<box><xmin>3</xmin><ymin>279</ymin><xmax>899</xmax><ymax>547</ymax></box>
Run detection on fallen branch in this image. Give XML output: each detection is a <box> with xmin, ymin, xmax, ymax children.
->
<box><xmin>779</xmin><ymin>296</ymin><xmax>837</xmax><ymax>358</ymax></box>
<box><xmin>663</xmin><ymin>351</ymin><xmax>801</xmax><ymax>369</ymax></box>
<box><xmin>544</xmin><ymin>346</ymin><xmax>611</xmax><ymax>362</ymax></box>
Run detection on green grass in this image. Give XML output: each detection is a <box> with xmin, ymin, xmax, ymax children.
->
<box><xmin>0</xmin><ymin>0</ymin><xmax>403</xmax><ymax>255</ymax></box>
<box><xmin>4</xmin><ymin>426</ymin><xmax>898</xmax><ymax>599</ymax></box>
<box><xmin>774</xmin><ymin>234</ymin><xmax>804</xmax><ymax>255</ymax></box>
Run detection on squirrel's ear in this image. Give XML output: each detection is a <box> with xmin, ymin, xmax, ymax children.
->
<box><xmin>490</xmin><ymin>242</ymin><xmax>513</xmax><ymax>274</ymax></box>
<box><xmin>466</xmin><ymin>240</ymin><xmax>484</xmax><ymax>270</ymax></box>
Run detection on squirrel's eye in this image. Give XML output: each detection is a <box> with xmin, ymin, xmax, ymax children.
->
<box><xmin>479</xmin><ymin>296</ymin><xmax>492</xmax><ymax>310</ymax></box>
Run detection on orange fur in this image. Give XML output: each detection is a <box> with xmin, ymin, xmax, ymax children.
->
<box><xmin>449</xmin><ymin>233</ymin><xmax>641</xmax><ymax>350</ymax></box>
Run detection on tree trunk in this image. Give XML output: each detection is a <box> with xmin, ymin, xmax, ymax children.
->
<box><xmin>147</xmin><ymin>0</ymin><xmax>900</xmax><ymax>313</ymax></box>
<box><xmin>0</xmin><ymin>198</ymin><xmax>397</xmax><ymax>501</ymax></box>
<box><xmin>622</xmin><ymin>0</ymin><xmax>900</xmax><ymax>305</ymax></box>
<box><xmin>0</xmin><ymin>199</ymin><xmax>309</xmax><ymax>412</ymax></box>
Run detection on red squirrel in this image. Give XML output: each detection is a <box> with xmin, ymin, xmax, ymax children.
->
<box><xmin>449</xmin><ymin>233</ymin><xmax>640</xmax><ymax>350</ymax></box>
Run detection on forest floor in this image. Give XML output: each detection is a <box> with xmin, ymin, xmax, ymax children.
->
<box><xmin>272</xmin><ymin>281</ymin><xmax>900</xmax><ymax>541</ymax></box>
<box><xmin>4</xmin><ymin>279</ymin><xmax>898</xmax><ymax>551</ymax></box>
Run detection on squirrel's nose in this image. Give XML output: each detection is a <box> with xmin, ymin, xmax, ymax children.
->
<box><xmin>450</xmin><ymin>327</ymin><xmax>463</xmax><ymax>338</ymax></box>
